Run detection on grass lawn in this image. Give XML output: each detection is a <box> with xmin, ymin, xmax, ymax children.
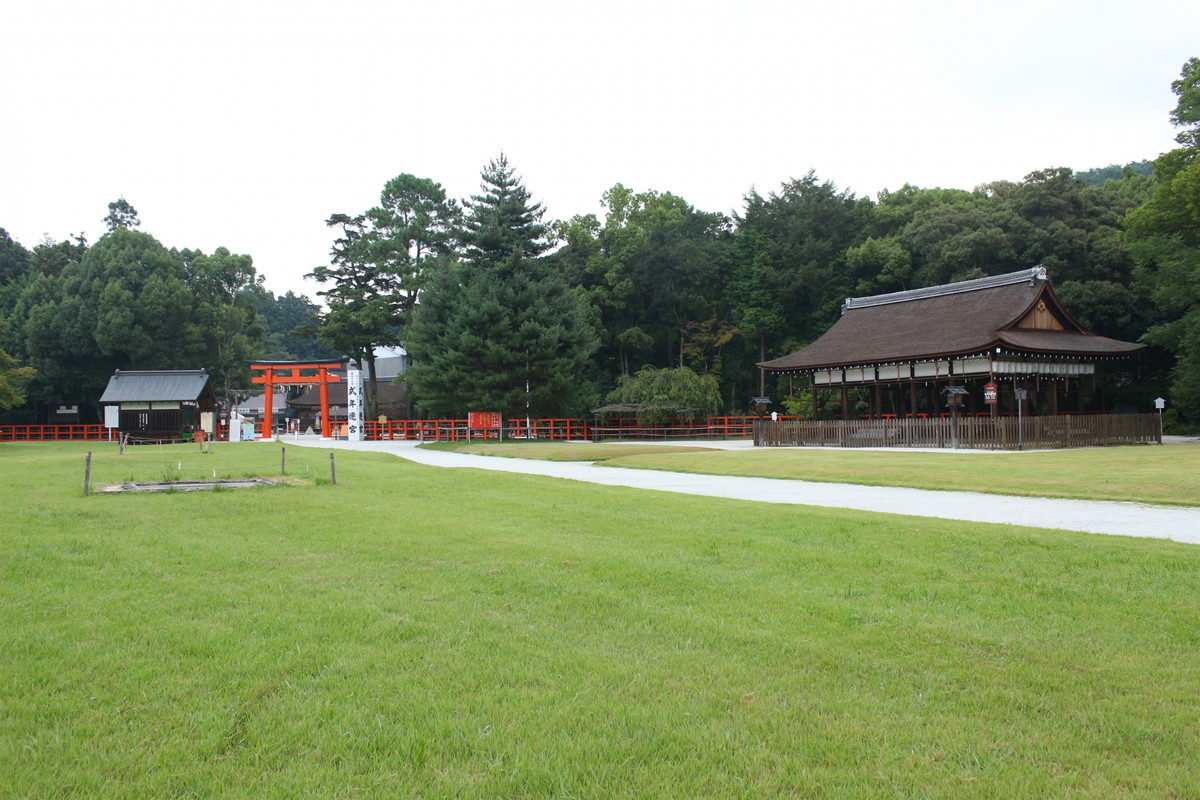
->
<box><xmin>3</xmin><ymin>441</ymin><xmax>1199</xmax><ymax>798</ymax></box>
<box><xmin>439</xmin><ymin>440</ymin><xmax>1200</xmax><ymax>507</ymax></box>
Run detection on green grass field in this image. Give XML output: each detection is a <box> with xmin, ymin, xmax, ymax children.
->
<box><xmin>3</xmin><ymin>441</ymin><xmax>1199</xmax><ymax>798</ymax></box>
<box><xmin>441</xmin><ymin>440</ymin><xmax>1200</xmax><ymax>506</ymax></box>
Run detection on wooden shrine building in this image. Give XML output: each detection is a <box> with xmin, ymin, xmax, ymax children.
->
<box><xmin>99</xmin><ymin>369</ymin><xmax>217</xmax><ymax>441</ymax></box>
<box><xmin>758</xmin><ymin>267</ymin><xmax>1145</xmax><ymax>421</ymax></box>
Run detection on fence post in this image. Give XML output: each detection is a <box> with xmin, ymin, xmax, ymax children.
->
<box><xmin>329</xmin><ymin>452</ymin><xmax>337</xmax><ymax>485</ymax></box>
<box><xmin>84</xmin><ymin>451</ymin><xmax>92</xmax><ymax>496</ymax></box>
<box><xmin>281</xmin><ymin>446</ymin><xmax>286</xmax><ymax>476</ymax></box>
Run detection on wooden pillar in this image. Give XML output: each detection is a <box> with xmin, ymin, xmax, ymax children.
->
<box><xmin>841</xmin><ymin>386</ymin><xmax>849</xmax><ymax>420</ymax></box>
<box><xmin>319</xmin><ymin>367</ymin><xmax>332</xmax><ymax>438</ymax></box>
<box><xmin>263</xmin><ymin>370</ymin><xmax>274</xmax><ymax>439</ymax></box>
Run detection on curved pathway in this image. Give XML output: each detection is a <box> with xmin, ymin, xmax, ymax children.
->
<box><xmin>287</xmin><ymin>438</ymin><xmax>1200</xmax><ymax>545</ymax></box>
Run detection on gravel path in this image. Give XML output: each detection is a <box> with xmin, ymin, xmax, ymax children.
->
<box><xmin>287</xmin><ymin>437</ymin><xmax>1200</xmax><ymax>546</ymax></box>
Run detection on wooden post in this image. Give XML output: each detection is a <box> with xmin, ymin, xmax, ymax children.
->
<box><xmin>281</xmin><ymin>446</ymin><xmax>286</xmax><ymax>476</ymax></box>
<box><xmin>84</xmin><ymin>451</ymin><xmax>92</xmax><ymax>496</ymax></box>
<box><xmin>329</xmin><ymin>452</ymin><xmax>337</xmax><ymax>485</ymax></box>
<box><xmin>319</xmin><ymin>367</ymin><xmax>332</xmax><ymax>438</ymax></box>
<box><xmin>263</xmin><ymin>370</ymin><xmax>274</xmax><ymax>441</ymax></box>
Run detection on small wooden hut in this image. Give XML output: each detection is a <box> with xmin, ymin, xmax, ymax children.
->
<box><xmin>99</xmin><ymin>369</ymin><xmax>217</xmax><ymax>441</ymax></box>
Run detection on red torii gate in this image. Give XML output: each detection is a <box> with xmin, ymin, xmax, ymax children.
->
<box><xmin>249</xmin><ymin>360</ymin><xmax>347</xmax><ymax>438</ymax></box>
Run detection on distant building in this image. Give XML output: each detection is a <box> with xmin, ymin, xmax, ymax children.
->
<box><xmin>365</xmin><ymin>346</ymin><xmax>408</xmax><ymax>381</ymax></box>
<box><xmin>288</xmin><ymin>375</ymin><xmax>408</xmax><ymax>432</ymax></box>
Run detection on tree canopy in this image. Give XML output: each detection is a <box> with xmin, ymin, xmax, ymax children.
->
<box><xmin>405</xmin><ymin>155</ymin><xmax>599</xmax><ymax>418</ymax></box>
<box><xmin>3</xmin><ymin>58</ymin><xmax>1199</xmax><ymax>429</ymax></box>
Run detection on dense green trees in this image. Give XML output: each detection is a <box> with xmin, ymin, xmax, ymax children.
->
<box><xmin>554</xmin><ymin>184</ymin><xmax>733</xmax><ymax>385</ymax></box>
<box><xmin>177</xmin><ymin>246</ymin><xmax>263</xmax><ymax>411</ymax></box>
<box><xmin>1123</xmin><ymin>57</ymin><xmax>1200</xmax><ymax>427</ymax></box>
<box><xmin>18</xmin><ymin>226</ymin><xmax>200</xmax><ymax>414</ymax></box>
<box><xmin>255</xmin><ymin>290</ymin><xmax>339</xmax><ymax>362</ymax></box>
<box><xmin>405</xmin><ymin>155</ymin><xmax>598</xmax><ymax>417</ymax></box>
<box><xmin>3</xmin><ymin>57</ymin><xmax>1198</xmax><ymax>429</ymax></box>
<box><xmin>0</xmin><ymin>348</ymin><xmax>35</xmax><ymax>410</ymax></box>
<box><xmin>308</xmin><ymin>174</ymin><xmax>460</xmax><ymax>416</ymax></box>
<box><xmin>0</xmin><ymin>201</ymin><xmax>270</xmax><ymax>421</ymax></box>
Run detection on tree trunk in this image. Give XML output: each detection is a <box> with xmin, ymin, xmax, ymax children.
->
<box><xmin>365</xmin><ymin>353</ymin><xmax>380</xmax><ymax>420</ymax></box>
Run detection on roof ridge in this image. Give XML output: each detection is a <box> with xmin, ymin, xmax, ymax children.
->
<box><xmin>844</xmin><ymin>266</ymin><xmax>1048</xmax><ymax>312</ymax></box>
<box><xmin>113</xmin><ymin>369</ymin><xmax>208</xmax><ymax>375</ymax></box>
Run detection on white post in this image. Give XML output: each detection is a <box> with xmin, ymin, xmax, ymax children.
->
<box><xmin>1155</xmin><ymin>397</ymin><xmax>1166</xmax><ymax>444</ymax></box>
<box><xmin>1015</xmin><ymin>388</ymin><xmax>1027</xmax><ymax>451</ymax></box>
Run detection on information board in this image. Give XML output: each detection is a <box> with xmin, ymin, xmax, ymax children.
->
<box><xmin>468</xmin><ymin>411</ymin><xmax>502</xmax><ymax>429</ymax></box>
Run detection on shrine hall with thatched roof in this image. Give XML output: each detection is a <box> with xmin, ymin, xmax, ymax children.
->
<box><xmin>758</xmin><ymin>267</ymin><xmax>1144</xmax><ymax>420</ymax></box>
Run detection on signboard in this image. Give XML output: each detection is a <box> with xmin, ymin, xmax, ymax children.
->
<box><xmin>104</xmin><ymin>405</ymin><xmax>120</xmax><ymax>429</ymax></box>
<box><xmin>984</xmin><ymin>381</ymin><xmax>998</xmax><ymax>405</ymax></box>
<box><xmin>468</xmin><ymin>411</ymin><xmax>503</xmax><ymax>429</ymax></box>
<box><xmin>346</xmin><ymin>368</ymin><xmax>365</xmax><ymax>441</ymax></box>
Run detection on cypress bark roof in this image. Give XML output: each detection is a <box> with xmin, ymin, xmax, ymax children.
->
<box><xmin>758</xmin><ymin>267</ymin><xmax>1144</xmax><ymax>374</ymax></box>
<box><xmin>288</xmin><ymin>379</ymin><xmax>407</xmax><ymax>409</ymax></box>
<box><xmin>99</xmin><ymin>370</ymin><xmax>215</xmax><ymax>403</ymax></box>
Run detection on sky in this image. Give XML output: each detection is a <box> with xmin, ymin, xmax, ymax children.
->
<box><xmin>3</xmin><ymin>0</ymin><xmax>1198</xmax><ymax>298</ymax></box>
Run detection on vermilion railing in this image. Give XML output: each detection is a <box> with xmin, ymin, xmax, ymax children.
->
<box><xmin>2</xmin><ymin>417</ymin><xmax>764</xmax><ymax>443</ymax></box>
<box><xmin>3</xmin><ymin>413</ymin><xmax>1132</xmax><ymax>446</ymax></box>
<box><xmin>0</xmin><ymin>424</ymin><xmax>111</xmax><ymax>441</ymax></box>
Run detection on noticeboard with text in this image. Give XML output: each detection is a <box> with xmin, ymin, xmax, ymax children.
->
<box><xmin>468</xmin><ymin>411</ymin><xmax>502</xmax><ymax>429</ymax></box>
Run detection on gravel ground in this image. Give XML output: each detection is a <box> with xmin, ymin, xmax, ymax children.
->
<box><xmin>286</xmin><ymin>437</ymin><xmax>1200</xmax><ymax>546</ymax></box>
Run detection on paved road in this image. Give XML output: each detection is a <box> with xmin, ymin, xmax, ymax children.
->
<box><xmin>286</xmin><ymin>437</ymin><xmax>1200</xmax><ymax>546</ymax></box>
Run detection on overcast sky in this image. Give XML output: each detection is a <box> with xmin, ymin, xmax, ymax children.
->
<box><xmin>3</xmin><ymin>0</ymin><xmax>1197</xmax><ymax>297</ymax></box>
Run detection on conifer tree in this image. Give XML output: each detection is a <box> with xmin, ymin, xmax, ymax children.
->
<box><xmin>406</xmin><ymin>155</ymin><xmax>598</xmax><ymax>418</ymax></box>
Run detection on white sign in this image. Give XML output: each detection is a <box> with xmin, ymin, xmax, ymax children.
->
<box><xmin>347</xmin><ymin>368</ymin><xmax>365</xmax><ymax>441</ymax></box>
<box><xmin>1155</xmin><ymin>397</ymin><xmax>1166</xmax><ymax>410</ymax></box>
<box><xmin>103</xmin><ymin>405</ymin><xmax>120</xmax><ymax>429</ymax></box>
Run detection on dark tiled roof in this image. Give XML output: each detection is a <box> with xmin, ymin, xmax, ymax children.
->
<box><xmin>288</xmin><ymin>380</ymin><xmax>407</xmax><ymax>408</ymax></box>
<box><xmin>759</xmin><ymin>268</ymin><xmax>1143</xmax><ymax>373</ymax></box>
<box><xmin>99</xmin><ymin>370</ymin><xmax>213</xmax><ymax>403</ymax></box>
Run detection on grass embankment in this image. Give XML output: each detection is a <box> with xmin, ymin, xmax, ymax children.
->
<box><xmin>440</xmin><ymin>440</ymin><xmax>1200</xmax><ymax>506</ymax></box>
<box><xmin>3</xmin><ymin>441</ymin><xmax>1199</xmax><ymax>798</ymax></box>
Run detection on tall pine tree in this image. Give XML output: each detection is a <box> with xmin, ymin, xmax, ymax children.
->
<box><xmin>406</xmin><ymin>154</ymin><xmax>598</xmax><ymax>418</ymax></box>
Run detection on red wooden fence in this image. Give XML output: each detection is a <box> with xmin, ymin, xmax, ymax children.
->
<box><xmin>1</xmin><ymin>417</ymin><xmax>760</xmax><ymax>443</ymax></box>
<box><xmin>4</xmin><ymin>413</ymin><xmax>1155</xmax><ymax>449</ymax></box>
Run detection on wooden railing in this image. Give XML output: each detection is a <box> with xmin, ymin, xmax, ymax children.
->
<box><xmin>755</xmin><ymin>414</ymin><xmax>1161</xmax><ymax>450</ymax></box>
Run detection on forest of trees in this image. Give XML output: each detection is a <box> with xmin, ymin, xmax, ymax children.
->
<box><xmin>1</xmin><ymin>58</ymin><xmax>1198</xmax><ymax>430</ymax></box>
